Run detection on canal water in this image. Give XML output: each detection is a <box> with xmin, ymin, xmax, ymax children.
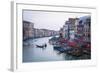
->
<box><xmin>23</xmin><ymin>36</ymin><xmax>90</xmax><ymax>62</ymax></box>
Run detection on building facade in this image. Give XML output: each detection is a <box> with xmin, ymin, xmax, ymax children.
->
<box><xmin>23</xmin><ymin>20</ymin><xmax>34</xmax><ymax>40</ymax></box>
<box><xmin>63</xmin><ymin>21</ymin><xmax>70</xmax><ymax>39</ymax></box>
<box><xmin>59</xmin><ymin>16</ymin><xmax>90</xmax><ymax>42</ymax></box>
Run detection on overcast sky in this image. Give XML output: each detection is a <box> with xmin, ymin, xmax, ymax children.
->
<box><xmin>23</xmin><ymin>10</ymin><xmax>90</xmax><ymax>31</ymax></box>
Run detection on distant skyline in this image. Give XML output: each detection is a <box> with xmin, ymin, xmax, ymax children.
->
<box><xmin>23</xmin><ymin>10</ymin><xmax>90</xmax><ymax>31</ymax></box>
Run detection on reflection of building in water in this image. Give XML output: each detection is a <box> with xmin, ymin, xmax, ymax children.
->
<box><xmin>23</xmin><ymin>21</ymin><xmax>34</xmax><ymax>40</ymax></box>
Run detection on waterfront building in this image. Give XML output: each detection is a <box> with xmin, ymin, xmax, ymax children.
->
<box><xmin>23</xmin><ymin>20</ymin><xmax>34</xmax><ymax>40</ymax></box>
<box><xmin>74</xmin><ymin>18</ymin><xmax>79</xmax><ymax>33</ymax></box>
<box><xmin>63</xmin><ymin>18</ymin><xmax>79</xmax><ymax>40</ymax></box>
<box><xmin>59</xmin><ymin>28</ymin><xmax>64</xmax><ymax>38</ymax></box>
<box><xmin>84</xmin><ymin>16</ymin><xmax>91</xmax><ymax>42</ymax></box>
<box><xmin>34</xmin><ymin>29</ymin><xmax>43</xmax><ymax>38</ymax></box>
<box><xmin>68</xmin><ymin>18</ymin><xmax>76</xmax><ymax>30</ymax></box>
<box><xmin>78</xmin><ymin>16</ymin><xmax>91</xmax><ymax>42</ymax></box>
<box><xmin>34</xmin><ymin>28</ymin><xmax>59</xmax><ymax>38</ymax></box>
<box><xmin>63</xmin><ymin>21</ymin><xmax>70</xmax><ymax>39</ymax></box>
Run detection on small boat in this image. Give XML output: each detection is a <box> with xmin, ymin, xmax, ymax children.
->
<box><xmin>36</xmin><ymin>45</ymin><xmax>45</xmax><ymax>48</ymax></box>
<box><xmin>67</xmin><ymin>48</ymin><xmax>83</xmax><ymax>57</ymax></box>
<box><xmin>36</xmin><ymin>43</ymin><xmax>47</xmax><ymax>48</ymax></box>
<box><xmin>53</xmin><ymin>44</ymin><xmax>67</xmax><ymax>53</ymax></box>
<box><xmin>49</xmin><ymin>36</ymin><xmax>59</xmax><ymax>45</ymax></box>
<box><xmin>53</xmin><ymin>45</ymin><xmax>61</xmax><ymax>49</ymax></box>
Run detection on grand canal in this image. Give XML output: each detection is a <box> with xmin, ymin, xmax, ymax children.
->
<box><xmin>23</xmin><ymin>36</ymin><xmax>90</xmax><ymax>62</ymax></box>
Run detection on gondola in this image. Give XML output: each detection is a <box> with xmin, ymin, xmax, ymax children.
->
<box><xmin>36</xmin><ymin>44</ymin><xmax>47</xmax><ymax>48</ymax></box>
<box><xmin>36</xmin><ymin>45</ymin><xmax>45</xmax><ymax>48</ymax></box>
